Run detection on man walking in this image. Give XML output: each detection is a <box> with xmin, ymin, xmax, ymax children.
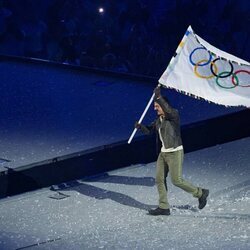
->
<box><xmin>135</xmin><ymin>86</ymin><xmax>209</xmax><ymax>216</ymax></box>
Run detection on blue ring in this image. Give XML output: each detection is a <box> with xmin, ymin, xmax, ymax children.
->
<box><xmin>189</xmin><ymin>47</ymin><xmax>212</xmax><ymax>66</ymax></box>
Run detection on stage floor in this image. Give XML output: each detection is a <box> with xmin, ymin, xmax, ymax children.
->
<box><xmin>0</xmin><ymin>137</ymin><xmax>249</xmax><ymax>249</ymax></box>
<box><xmin>0</xmin><ymin>58</ymin><xmax>242</xmax><ymax>171</ymax></box>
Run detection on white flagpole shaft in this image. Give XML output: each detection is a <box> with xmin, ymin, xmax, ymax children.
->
<box><xmin>127</xmin><ymin>92</ymin><xmax>155</xmax><ymax>144</ymax></box>
<box><xmin>128</xmin><ymin>27</ymin><xmax>190</xmax><ymax>145</ymax></box>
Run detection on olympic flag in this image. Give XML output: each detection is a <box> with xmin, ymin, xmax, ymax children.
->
<box><xmin>159</xmin><ymin>26</ymin><xmax>250</xmax><ymax>107</ymax></box>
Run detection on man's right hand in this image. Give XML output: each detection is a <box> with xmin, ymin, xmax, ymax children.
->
<box><xmin>154</xmin><ymin>86</ymin><xmax>161</xmax><ymax>99</ymax></box>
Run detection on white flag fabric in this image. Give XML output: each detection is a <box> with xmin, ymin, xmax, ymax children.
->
<box><xmin>159</xmin><ymin>26</ymin><xmax>250</xmax><ymax>107</ymax></box>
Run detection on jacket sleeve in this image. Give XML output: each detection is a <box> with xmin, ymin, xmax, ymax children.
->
<box><xmin>140</xmin><ymin>121</ymin><xmax>156</xmax><ymax>135</ymax></box>
<box><xmin>155</xmin><ymin>96</ymin><xmax>178</xmax><ymax>120</ymax></box>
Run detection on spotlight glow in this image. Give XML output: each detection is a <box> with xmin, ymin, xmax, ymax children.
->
<box><xmin>98</xmin><ymin>7</ymin><xmax>104</xmax><ymax>13</ymax></box>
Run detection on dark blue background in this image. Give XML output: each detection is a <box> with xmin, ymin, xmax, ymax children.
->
<box><xmin>0</xmin><ymin>0</ymin><xmax>248</xmax><ymax>169</ymax></box>
<box><xmin>0</xmin><ymin>0</ymin><xmax>249</xmax><ymax>76</ymax></box>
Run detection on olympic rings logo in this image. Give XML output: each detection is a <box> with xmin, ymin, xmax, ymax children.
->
<box><xmin>189</xmin><ymin>47</ymin><xmax>250</xmax><ymax>89</ymax></box>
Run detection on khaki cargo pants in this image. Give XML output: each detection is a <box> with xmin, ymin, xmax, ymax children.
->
<box><xmin>156</xmin><ymin>150</ymin><xmax>202</xmax><ymax>209</ymax></box>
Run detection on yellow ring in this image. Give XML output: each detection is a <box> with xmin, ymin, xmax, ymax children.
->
<box><xmin>194</xmin><ymin>60</ymin><xmax>218</xmax><ymax>79</ymax></box>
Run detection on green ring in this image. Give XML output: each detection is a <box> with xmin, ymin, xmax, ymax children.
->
<box><xmin>216</xmin><ymin>71</ymin><xmax>239</xmax><ymax>89</ymax></box>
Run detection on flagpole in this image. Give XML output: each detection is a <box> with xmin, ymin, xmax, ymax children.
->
<box><xmin>127</xmin><ymin>90</ymin><xmax>157</xmax><ymax>144</ymax></box>
<box><xmin>127</xmin><ymin>28</ymin><xmax>193</xmax><ymax>144</ymax></box>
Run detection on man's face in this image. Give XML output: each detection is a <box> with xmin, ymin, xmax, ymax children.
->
<box><xmin>154</xmin><ymin>102</ymin><xmax>164</xmax><ymax>116</ymax></box>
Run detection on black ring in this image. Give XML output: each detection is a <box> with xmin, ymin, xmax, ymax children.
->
<box><xmin>210</xmin><ymin>58</ymin><xmax>234</xmax><ymax>78</ymax></box>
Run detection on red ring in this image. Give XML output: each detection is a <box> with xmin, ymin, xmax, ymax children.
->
<box><xmin>232</xmin><ymin>70</ymin><xmax>250</xmax><ymax>87</ymax></box>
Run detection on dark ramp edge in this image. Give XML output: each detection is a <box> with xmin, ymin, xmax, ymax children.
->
<box><xmin>0</xmin><ymin>108</ymin><xmax>249</xmax><ymax>199</ymax></box>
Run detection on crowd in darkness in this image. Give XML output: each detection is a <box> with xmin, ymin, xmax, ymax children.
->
<box><xmin>0</xmin><ymin>0</ymin><xmax>249</xmax><ymax>77</ymax></box>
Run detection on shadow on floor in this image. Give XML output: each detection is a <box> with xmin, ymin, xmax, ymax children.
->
<box><xmin>50</xmin><ymin>174</ymin><xmax>156</xmax><ymax>211</ymax></box>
